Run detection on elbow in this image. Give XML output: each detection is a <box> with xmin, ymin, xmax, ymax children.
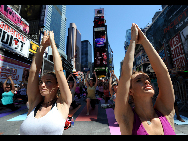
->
<box><xmin>55</xmin><ymin>67</ymin><xmax>63</xmax><ymax>73</ymax></box>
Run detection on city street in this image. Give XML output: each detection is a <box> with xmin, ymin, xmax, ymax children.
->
<box><xmin>0</xmin><ymin>95</ymin><xmax>188</xmax><ymax>135</ymax></box>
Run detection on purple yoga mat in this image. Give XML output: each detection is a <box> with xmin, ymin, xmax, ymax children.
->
<box><xmin>106</xmin><ymin>108</ymin><xmax>121</xmax><ymax>135</ymax></box>
<box><xmin>0</xmin><ymin>106</ymin><xmax>27</xmax><ymax>118</ymax></box>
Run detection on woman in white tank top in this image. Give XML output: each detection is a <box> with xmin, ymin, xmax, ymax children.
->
<box><xmin>20</xmin><ymin>31</ymin><xmax>72</xmax><ymax>135</ymax></box>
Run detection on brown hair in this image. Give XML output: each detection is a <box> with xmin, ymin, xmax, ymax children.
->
<box><xmin>42</xmin><ymin>71</ymin><xmax>58</xmax><ymax>84</ymax></box>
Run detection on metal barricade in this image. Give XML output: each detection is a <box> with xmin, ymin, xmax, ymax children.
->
<box><xmin>174</xmin><ymin>80</ymin><xmax>188</xmax><ymax>111</ymax></box>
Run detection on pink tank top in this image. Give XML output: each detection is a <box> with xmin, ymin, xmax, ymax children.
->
<box><xmin>132</xmin><ymin>108</ymin><xmax>176</xmax><ymax>135</ymax></box>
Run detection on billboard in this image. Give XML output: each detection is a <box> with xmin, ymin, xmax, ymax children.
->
<box><xmin>146</xmin><ymin>5</ymin><xmax>188</xmax><ymax>51</ymax></box>
<box><xmin>94</xmin><ymin>47</ymin><xmax>107</xmax><ymax>68</ymax></box>
<box><xmin>0</xmin><ymin>19</ymin><xmax>30</xmax><ymax>58</ymax></box>
<box><xmin>0</xmin><ymin>5</ymin><xmax>29</xmax><ymax>34</ymax></box>
<box><xmin>29</xmin><ymin>40</ymin><xmax>39</xmax><ymax>54</ymax></box>
<box><xmin>169</xmin><ymin>33</ymin><xmax>186</xmax><ymax>68</ymax></box>
<box><xmin>0</xmin><ymin>54</ymin><xmax>30</xmax><ymax>84</ymax></box>
<box><xmin>94</xmin><ymin>30</ymin><xmax>106</xmax><ymax>47</ymax></box>
<box><xmin>94</xmin><ymin>28</ymin><xmax>107</xmax><ymax>72</ymax></box>
<box><xmin>94</xmin><ymin>8</ymin><xmax>104</xmax><ymax>16</ymax></box>
<box><xmin>146</xmin><ymin>5</ymin><xmax>188</xmax><ymax>69</ymax></box>
<box><xmin>94</xmin><ymin>16</ymin><xmax>105</xmax><ymax>28</ymax></box>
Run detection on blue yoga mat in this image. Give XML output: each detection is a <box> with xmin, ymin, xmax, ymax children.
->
<box><xmin>174</xmin><ymin>114</ymin><xmax>188</xmax><ymax>125</ymax></box>
<box><xmin>7</xmin><ymin>112</ymin><xmax>28</xmax><ymax>121</ymax></box>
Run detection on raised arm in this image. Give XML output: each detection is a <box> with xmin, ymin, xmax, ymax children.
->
<box><xmin>115</xmin><ymin>23</ymin><xmax>137</xmax><ymax>134</ymax></box>
<box><xmin>85</xmin><ymin>71</ymin><xmax>89</xmax><ymax>87</ymax></box>
<box><xmin>66</xmin><ymin>74</ymin><xmax>71</xmax><ymax>81</ymax></box>
<box><xmin>72</xmin><ymin>74</ymin><xmax>77</xmax><ymax>91</ymax></box>
<box><xmin>8</xmin><ymin>76</ymin><xmax>15</xmax><ymax>93</ymax></box>
<box><xmin>49</xmin><ymin>31</ymin><xmax>72</xmax><ymax>108</ymax></box>
<box><xmin>93</xmin><ymin>71</ymin><xmax>98</xmax><ymax>87</ymax></box>
<box><xmin>136</xmin><ymin>25</ymin><xmax>175</xmax><ymax>115</ymax></box>
<box><xmin>27</xmin><ymin>31</ymin><xmax>50</xmax><ymax>110</ymax></box>
<box><xmin>3</xmin><ymin>77</ymin><xmax>9</xmax><ymax>91</ymax></box>
<box><xmin>109</xmin><ymin>74</ymin><xmax>113</xmax><ymax>97</ymax></box>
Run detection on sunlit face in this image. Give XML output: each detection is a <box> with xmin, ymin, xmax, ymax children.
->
<box><xmin>129</xmin><ymin>73</ymin><xmax>154</xmax><ymax>99</ymax></box>
<box><xmin>39</xmin><ymin>74</ymin><xmax>58</xmax><ymax>97</ymax></box>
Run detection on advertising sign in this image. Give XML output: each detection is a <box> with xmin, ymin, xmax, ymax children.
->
<box><xmin>94</xmin><ymin>16</ymin><xmax>105</xmax><ymax>28</ymax></box>
<box><xmin>169</xmin><ymin>33</ymin><xmax>186</xmax><ymax>68</ymax></box>
<box><xmin>180</xmin><ymin>25</ymin><xmax>188</xmax><ymax>61</ymax></box>
<box><xmin>0</xmin><ymin>19</ymin><xmax>30</xmax><ymax>58</ymax></box>
<box><xmin>94</xmin><ymin>47</ymin><xmax>107</xmax><ymax>68</ymax></box>
<box><xmin>94</xmin><ymin>8</ymin><xmax>104</xmax><ymax>16</ymax></box>
<box><xmin>146</xmin><ymin>5</ymin><xmax>188</xmax><ymax>51</ymax></box>
<box><xmin>94</xmin><ymin>30</ymin><xmax>106</xmax><ymax>48</ymax></box>
<box><xmin>94</xmin><ymin>27</ymin><xmax>105</xmax><ymax>31</ymax></box>
<box><xmin>0</xmin><ymin>5</ymin><xmax>29</xmax><ymax>34</ymax></box>
<box><xmin>29</xmin><ymin>40</ymin><xmax>39</xmax><ymax>54</ymax></box>
<box><xmin>0</xmin><ymin>54</ymin><xmax>30</xmax><ymax>84</ymax></box>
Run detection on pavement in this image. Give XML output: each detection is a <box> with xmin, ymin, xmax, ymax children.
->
<box><xmin>0</xmin><ymin>95</ymin><xmax>188</xmax><ymax>135</ymax></box>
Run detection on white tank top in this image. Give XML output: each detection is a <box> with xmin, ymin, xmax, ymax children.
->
<box><xmin>19</xmin><ymin>103</ymin><xmax>66</xmax><ymax>135</ymax></box>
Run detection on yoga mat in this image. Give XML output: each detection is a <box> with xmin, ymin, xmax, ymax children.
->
<box><xmin>75</xmin><ymin>105</ymin><xmax>98</xmax><ymax>121</ymax></box>
<box><xmin>174</xmin><ymin>113</ymin><xmax>188</xmax><ymax>125</ymax></box>
<box><xmin>0</xmin><ymin>106</ymin><xmax>27</xmax><ymax>118</ymax></box>
<box><xmin>106</xmin><ymin>108</ymin><xmax>121</xmax><ymax>135</ymax></box>
<box><xmin>69</xmin><ymin>105</ymin><xmax>81</xmax><ymax>117</ymax></box>
<box><xmin>7</xmin><ymin>112</ymin><xmax>28</xmax><ymax>121</ymax></box>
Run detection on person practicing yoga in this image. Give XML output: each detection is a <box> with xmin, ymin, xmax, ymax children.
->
<box><xmin>85</xmin><ymin>71</ymin><xmax>97</xmax><ymax>115</ymax></box>
<box><xmin>20</xmin><ymin>31</ymin><xmax>72</xmax><ymax>135</ymax></box>
<box><xmin>115</xmin><ymin>23</ymin><xmax>176</xmax><ymax>135</ymax></box>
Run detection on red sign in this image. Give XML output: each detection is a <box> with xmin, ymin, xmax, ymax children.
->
<box><xmin>0</xmin><ymin>5</ymin><xmax>29</xmax><ymax>34</ymax></box>
<box><xmin>169</xmin><ymin>33</ymin><xmax>186</xmax><ymax>68</ymax></box>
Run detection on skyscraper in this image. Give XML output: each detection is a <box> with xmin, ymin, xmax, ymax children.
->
<box><xmin>43</xmin><ymin>5</ymin><xmax>67</xmax><ymax>59</ymax></box>
<box><xmin>66</xmin><ymin>23</ymin><xmax>81</xmax><ymax>72</ymax></box>
<box><xmin>81</xmin><ymin>40</ymin><xmax>92</xmax><ymax>72</ymax></box>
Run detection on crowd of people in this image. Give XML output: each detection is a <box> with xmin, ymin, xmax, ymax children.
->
<box><xmin>0</xmin><ymin>24</ymin><xmax>187</xmax><ymax>135</ymax></box>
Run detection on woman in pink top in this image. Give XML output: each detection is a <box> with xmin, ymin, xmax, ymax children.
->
<box><xmin>115</xmin><ymin>23</ymin><xmax>176</xmax><ymax>135</ymax></box>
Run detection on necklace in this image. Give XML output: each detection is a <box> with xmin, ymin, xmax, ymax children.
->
<box><xmin>147</xmin><ymin>120</ymin><xmax>151</xmax><ymax>125</ymax></box>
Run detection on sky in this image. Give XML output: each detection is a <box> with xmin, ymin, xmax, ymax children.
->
<box><xmin>65</xmin><ymin>5</ymin><xmax>162</xmax><ymax>78</ymax></box>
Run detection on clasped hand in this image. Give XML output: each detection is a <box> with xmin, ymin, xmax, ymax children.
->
<box><xmin>41</xmin><ymin>30</ymin><xmax>55</xmax><ymax>48</ymax></box>
<box><xmin>131</xmin><ymin>23</ymin><xmax>146</xmax><ymax>45</ymax></box>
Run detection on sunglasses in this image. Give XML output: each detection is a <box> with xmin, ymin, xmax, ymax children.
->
<box><xmin>6</xmin><ymin>87</ymin><xmax>11</xmax><ymax>88</ymax></box>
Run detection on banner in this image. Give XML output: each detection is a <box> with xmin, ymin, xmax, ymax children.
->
<box><xmin>94</xmin><ymin>8</ymin><xmax>104</xmax><ymax>16</ymax></box>
<box><xmin>169</xmin><ymin>33</ymin><xmax>186</xmax><ymax>68</ymax></box>
<box><xmin>0</xmin><ymin>5</ymin><xmax>29</xmax><ymax>34</ymax></box>
<box><xmin>29</xmin><ymin>40</ymin><xmax>39</xmax><ymax>54</ymax></box>
<box><xmin>0</xmin><ymin>19</ymin><xmax>30</xmax><ymax>57</ymax></box>
<box><xmin>0</xmin><ymin>54</ymin><xmax>30</xmax><ymax>84</ymax></box>
<box><xmin>146</xmin><ymin>5</ymin><xmax>188</xmax><ymax>51</ymax></box>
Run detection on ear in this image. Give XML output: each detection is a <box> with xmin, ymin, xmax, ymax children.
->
<box><xmin>129</xmin><ymin>88</ymin><xmax>133</xmax><ymax>96</ymax></box>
